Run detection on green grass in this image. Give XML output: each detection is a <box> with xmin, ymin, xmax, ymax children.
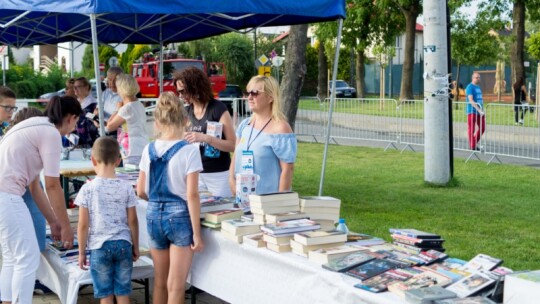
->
<box><xmin>298</xmin><ymin>98</ymin><xmax>540</xmax><ymax>127</ymax></box>
<box><xmin>293</xmin><ymin>142</ymin><xmax>540</xmax><ymax>271</ymax></box>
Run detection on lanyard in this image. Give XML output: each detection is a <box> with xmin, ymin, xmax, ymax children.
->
<box><xmin>246</xmin><ymin>118</ymin><xmax>272</xmax><ymax>151</ymax></box>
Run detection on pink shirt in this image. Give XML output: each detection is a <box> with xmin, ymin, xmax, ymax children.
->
<box><xmin>0</xmin><ymin>117</ymin><xmax>61</xmax><ymax>196</ymax></box>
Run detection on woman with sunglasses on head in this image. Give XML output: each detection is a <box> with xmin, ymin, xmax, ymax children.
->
<box><xmin>74</xmin><ymin>77</ymin><xmax>99</xmax><ymax>147</ymax></box>
<box><xmin>0</xmin><ymin>94</ymin><xmax>82</xmax><ymax>303</ymax></box>
<box><xmin>229</xmin><ymin>75</ymin><xmax>297</xmax><ymax>195</ymax></box>
<box><xmin>174</xmin><ymin>67</ymin><xmax>236</xmax><ymax>197</ymax></box>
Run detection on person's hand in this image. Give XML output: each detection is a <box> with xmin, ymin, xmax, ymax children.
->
<box><xmin>49</xmin><ymin>221</ymin><xmax>62</xmax><ymax>242</ymax></box>
<box><xmin>191</xmin><ymin>234</ymin><xmax>204</xmax><ymax>252</ymax></box>
<box><xmin>61</xmin><ymin>224</ymin><xmax>75</xmax><ymax>249</ymax></box>
<box><xmin>479</xmin><ymin>110</ymin><xmax>485</xmax><ymax>116</ymax></box>
<box><xmin>79</xmin><ymin>252</ymin><xmax>89</xmax><ymax>270</ymax></box>
<box><xmin>132</xmin><ymin>246</ymin><xmax>140</xmax><ymax>262</ymax></box>
<box><xmin>185</xmin><ymin>132</ymin><xmax>204</xmax><ymax>144</ymax></box>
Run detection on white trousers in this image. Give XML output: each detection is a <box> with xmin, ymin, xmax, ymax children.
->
<box><xmin>199</xmin><ymin>170</ymin><xmax>232</xmax><ymax>197</ymax></box>
<box><xmin>0</xmin><ymin>191</ymin><xmax>40</xmax><ymax>304</ymax></box>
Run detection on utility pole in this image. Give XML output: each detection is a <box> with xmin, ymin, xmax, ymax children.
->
<box><xmin>423</xmin><ymin>0</ymin><xmax>451</xmax><ymax>184</ymax></box>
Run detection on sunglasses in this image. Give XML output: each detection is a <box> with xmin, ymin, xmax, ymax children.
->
<box><xmin>0</xmin><ymin>105</ymin><xmax>18</xmax><ymax>113</ymax></box>
<box><xmin>246</xmin><ymin>90</ymin><xmax>264</xmax><ymax>97</ymax></box>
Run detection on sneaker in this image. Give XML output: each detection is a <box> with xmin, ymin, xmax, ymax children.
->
<box><xmin>519</xmin><ymin>119</ymin><xmax>524</xmax><ymax>124</ymax></box>
<box><xmin>34</xmin><ymin>280</ymin><xmax>53</xmax><ymax>295</ymax></box>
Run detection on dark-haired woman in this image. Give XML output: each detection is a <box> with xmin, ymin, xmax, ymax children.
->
<box><xmin>0</xmin><ymin>95</ymin><xmax>82</xmax><ymax>303</ymax></box>
<box><xmin>174</xmin><ymin>67</ymin><xmax>236</xmax><ymax>197</ymax></box>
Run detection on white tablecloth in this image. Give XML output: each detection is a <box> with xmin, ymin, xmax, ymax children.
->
<box><xmin>137</xmin><ymin>200</ymin><xmax>406</xmax><ymax>304</ymax></box>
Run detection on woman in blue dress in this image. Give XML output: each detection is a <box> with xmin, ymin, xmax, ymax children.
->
<box><xmin>229</xmin><ymin>75</ymin><xmax>297</xmax><ymax>195</ymax></box>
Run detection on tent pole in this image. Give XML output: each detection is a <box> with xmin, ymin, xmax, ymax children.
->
<box><xmin>318</xmin><ymin>18</ymin><xmax>343</xmax><ymax>196</ymax></box>
<box><xmin>159</xmin><ymin>24</ymin><xmax>164</xmax><ymax>96</ymax></box>
<box><xmin>70</xmin><ymin>41</ymin><xmax>74</xmax><ymax>78</ymax></box>
<box><xmin>90</xmin><ymin>14</ymin><xmax>105</xmax><ymax>136</ymax></box>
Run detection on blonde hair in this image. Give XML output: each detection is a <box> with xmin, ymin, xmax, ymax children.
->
<box><xmin>246</xmin><ymin>75</ymin><xmax>286</xmax><ymax>122</ymax></box>
<box><xmin>155</xmin><ymin>91</ymin><xmax>187</xmax><ymax>128</ymax></box>
<box><xmin>116</xmin><ymin>74</ymin><xmax>140</xmax><ymax>98</ymax></box>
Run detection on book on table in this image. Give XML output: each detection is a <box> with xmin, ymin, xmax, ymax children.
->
<box><xmin>299</xmin><ymin>196</ymin><xmax>341</xmax><ymax>208</ymax></box>
<box><xmin>389</xmin><ymin>228</ymin><xmax>442</xmax><ymax>239</ymax></box>
<box><xmin>250</xmin><ymin>205</ymin><xmax>300</xmax><ymax>215</ymax></box>
<box><xmin>204</xmin><ymin>208</ymin><xmax>243</xmax><ymax>223</ymax></box>
<box><xmin>293</xmin><ymin>229</ymin><xmax>346</xmax><ymax>246</ymax></box>
<box><xmin>248</xmin><ymin>191</ymin><xmax>299</xmax><ymax>204</ymax></box>
<box><xmin>391</xmin><ymin>233</ymin><xmax>445</xmax><ymax>248</ymax></box>
<box><xmin>260</xmin><ymin>218</ymin><xmax>320</xmax><ymax>236</ymax></box>
<box><xmin>404</xmin><ymin>285</ymin><xmax>457</xmax><ymax>304</ymax></box>
<box><xmin>346</xmin><ymin>232</ymin><xmax>386</xmax><ymax>246</ymax></box>
<box><xmin>300</xmin><ymin>207</ymin><xmax>340</xmax><ymax>215</ymax></box>
<box><xmin>345</xmin><ymin>259</ymin><xmax>401</xmax><ymax>281</ymax></box>
<box><xmin>308</xmin><ymin>244</ymin><xmax>366</xmax><ymax>264</ymax></box>
<box><xmin>458</xmin><ymin>253</ymin><xmax>503</xmax><ymax>273</ymax></box>
<box><xmin>242</xmin><ymin>233</ymin><xmax>265</xmax><ymax>248</ymax></box>
<box><xmin>220</xmin><ymin>229</ymin><xmax>243</xmax><ymax>243</ymax></box>
<box><xmin>201</xmin><ymin>220</ymin><xmax>222</xmax><ymax>229</ymax></box>
<box><xmin>290</xmin><ymin>240</ymin><xmax>346</xmax><ymax>257</ymax></box>
<box><xmin>446</xmin><ymin>272</ymin><xmax>496</xmax><ymax>298</ymax></box>
<box><xmin>264</xmin><ymin>211</ymin><xmax>308</xmax><ymax>223</ymax></box>
<box><xmin>220</xmin><ymin>218</ymin><xmax>261</xmax><ymax>236</ymax></box>
<box><xmin>249</xmin><ymin>198</ymin><xmax>300</xmax><ymax>209</ymax></box>
<box><xmin>322</xmin><ymin>251</ymin><xmax>377</xmax><ymax>273</ymax></box>
<box><xmin>266</xmin><ymin>242</ymin><xmax>291</xmax><ymax>253</ymax></box>
<box><xmin>387</xmin><ymin>267</ymin><xmax>453</xmax><ymax>298</ymax></box>
<box><xmin>200</xmin><ymin>196</ymin><xmax>235</xmax><ymax>214</ymax></box>
<box><xmin>354</xmin><ymin>268</ymin><xmax>420</xmax><ymax>293</ymax></box>
<box><xmin>262</xmin><ymin>233</ymin><xmax>294</xmax><ymax>245</ymax></box>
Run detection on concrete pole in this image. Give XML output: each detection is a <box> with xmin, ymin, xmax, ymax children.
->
<box><xmin>423</xmin><ymin>0</ymin><xmax>451</xmax><ymax>184</ymax></box>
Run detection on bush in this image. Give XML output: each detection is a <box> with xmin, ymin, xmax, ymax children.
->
<box><xmin>14</xmin><ymin>80</ymin><xmax>38</xmax><ymax>98</ymax></box>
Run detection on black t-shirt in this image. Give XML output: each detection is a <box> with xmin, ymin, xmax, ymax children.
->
<box><xmin>187</xmin><ymin>99</ymin><xmax>231</xmax><ymax>173</ymax></box>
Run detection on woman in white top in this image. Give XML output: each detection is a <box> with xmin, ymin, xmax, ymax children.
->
<box><xmin>0</xmin><ymin>95</ymin><xmax>82</xmax><ymax>304</ymax></box>
<box><xmin>105</xmin><ymin>74</ymin><xmax>148</xmax><ymax>165</ymax></box>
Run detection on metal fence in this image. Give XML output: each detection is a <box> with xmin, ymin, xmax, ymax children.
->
<box><xmin>14</xmin><ymin>97</ymin><xmax>540</xmax><ymax>163</ymax></box>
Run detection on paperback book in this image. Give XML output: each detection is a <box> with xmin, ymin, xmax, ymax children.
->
<box><xmin>220</xmin><ymin>229</ymin><xmax>243</xmax><ymax>243</ymax></box>
<box><xmin>266</xmin><ymin>242</ymin><xmax>291</xmax><ymax>253</ymax></box>
<box><xmin>262</xmin><ymin>233</ymin><xmax>294</xmax><ymax>245</ymax></box>
<box><xmin>260</xmin><ymin>218</ymin><xmax>320</xmax><ymax>236</ymax></box>
<box><xmin>322</xmin><ymin>251</ymin><xmax>377</xmax><ymax>273</ymax></box>
<box><xmin>200</xmin><ymin>196</ymin><xmax>235</xmax><ymax>214</ymax></box>
<box><xmin>204</xmin><ymin>209</ymin><xmax>243</xmax><ymax>223</ymax></box>
<box><xmin>293</xmin><ymin>229</ymin><xmax>347</xmax><ymax>246</ymax></box>
<box><xmin>308</xmin><ymin>245</ymin><xmax>365</xmax><ymax>264</ymax></box>
<box><xmin>242</xmin><ymin>233</ymin><xmax>265</xmax><ymax>248</ymax></box>
<box><xmin>249</xmin><ymin>191</ymin><xmax>299</xmax><ymax>204</ymax></box>
<box><xmin>251</xmin><ymin>205</ymin><xmax>300</xmax><ymax>215</ymax></box>
<box><xmin>220</xmin><ymin>218</ymin><xmax>261</xmax><ymax>236</ymax></box>
<box><xmin>299</xmin><ymin>196</ymin><xmax>341</xmax><ymax>208</ymax></box>
<box><xmin>290</xmin><ymin>240</ymin><xmax>346</xmax><ymax>257</ymax></box>
<box><xmin>264</xmin><ymin>211</ymin><xmax>308</xmax><ymax>223</ymax></box>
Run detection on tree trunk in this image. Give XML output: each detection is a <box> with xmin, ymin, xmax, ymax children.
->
<box><xmin>356</xmin><ymin>51</ymin><xmax>366</xmax><ymax>98</ymax></box>
<box><xmin>281</xmin><ymin>24</ymin><xmax>308</xmax><ymax>130</ymax></box>
<box><xmin>511</xmin><ymin>1</ymin><xmax>526</xmax><ymax>84</ymax></box>
<box><xmin>317</xmin><ymin>42</ymin><xmax>328</xmax><ymax>102</ymax></box>
<box><xmin>399</xmin><ymin>6</ymin><xmax>420</xmax><ymax>101</ymax></box>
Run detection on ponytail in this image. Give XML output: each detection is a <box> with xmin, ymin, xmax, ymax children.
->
<box><xmin>44</xmin><ymin>95</ymin><xmax>83</xmax><ymax>126</ymax></box>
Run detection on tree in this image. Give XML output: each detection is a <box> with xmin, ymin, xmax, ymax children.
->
<box><xmin>317</xmin><ymin>41</ymin><xmax>328</xmax><ymax>101</ymax></box>
<box><xmin>80</xmin><ymin>44</ymin><xmax>119</xmax><ymax>78</ymax></box>
<box><xmin>120</xmin><ymin>44</ymin><xmax>135</xmax><ymax>73</ymax></box>
<box><xmin>281</xmin><ymin>24</ymin><xmax>309</xmax><ymax>129</ymax></box>
<box><xmin>214</xmin><ymin>33</ymin><xmax>255</xmax><ymax>86</ymax></box>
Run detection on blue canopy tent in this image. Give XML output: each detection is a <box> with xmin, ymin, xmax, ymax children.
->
<box><xmin>0</xmin><ymin>0</ymin><xmax>346</xmax><ymax>195</ymax></box>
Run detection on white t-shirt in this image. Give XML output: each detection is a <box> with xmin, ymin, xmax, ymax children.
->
<box><xmin>74</xmin><ymin>177</ymin><xmax>138</xmax><ymax>250</ymax></box>
<box><xmin>0</xmin><ymin>117</ymin><xmax>61</xmax><ymax>196</ymax></box>
<box><xmin>139</xmin><ymin>140</ymin><xmax>203</xmax><ymax>201</ymax></box>
<box><xmin>118</xmin><ymin>101</ymin><xmax>148</xmax><ymax>159</ymax></box>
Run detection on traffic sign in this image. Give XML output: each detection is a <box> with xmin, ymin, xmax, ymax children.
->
<box><xmin>258</xmin><ymin>66</ymin><xmax>271</xmax><ymax>76</ymax></box>
<box><xmin>0</xmin><ymin>45</ymin><xmax>8</xmax><ymax>57</ymax></box>
<box><xmin>108</xmin><ymin>56</ymin><xmax>118</xmax><ymax>67</ymax></box>
<box><xmin>272</xmin><ymin>56</ymin><xmax>284</xmax><ymax>67</ymax></box>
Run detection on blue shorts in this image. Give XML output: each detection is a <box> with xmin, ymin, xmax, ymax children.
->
<box><xmin>90</xmin><ymin>240</ymin><xmax>133</xmax><ymax>298</ymax></box>
<box><xmin>146</xmin><ymin>201</ymin><xmax>193</xmax><ymax>249</ymax></box>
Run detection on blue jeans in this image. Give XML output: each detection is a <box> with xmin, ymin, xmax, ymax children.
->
<box><xmin>90</xmin><ymin>240</ymin><xmax>133</xmax><ymax>298</ymax></box>
<box><xmin>146</xmin><ymin>201</ymin><xmax>193</xmax><ymax>249</ymax></box>
<box><xmin>22</xmin><ymin>187</ymin><xmax>46</xmax><ymax>252</ymax></box>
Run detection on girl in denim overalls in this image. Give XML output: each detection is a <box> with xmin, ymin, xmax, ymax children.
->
<box><xmin>137</xmin><ymin>92</ymin><xmax>204</xmax><ymax>303</ymax></box>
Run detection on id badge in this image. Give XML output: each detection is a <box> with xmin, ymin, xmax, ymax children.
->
<box><xmin>241</xmin><ymin>150</ymin><xmax>254</xmax><ymax>174</ymax></box>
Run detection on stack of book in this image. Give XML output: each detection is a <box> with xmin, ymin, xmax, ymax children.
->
<box><xmin>248</xmin><ymin>192</ymin><xmax>300</xmax><ymax>224</ymax></box>
<box><xmin>299</xmin><ymin>196</ymin><xmax>341</xmax><ymax>228</ymax></box>
<box><xmin>291</xmin><ymin>229</ymin><xmax>347</xmax><ymax>257</ymax></box>
<box><xmin>115</xmin><ymin>166</ymin><xmax>139</xmax><ymax>188</ymax></box>
<box><xmin>390</xmin><ymin>228</ymin><xmax>446</xmax><ymax>252</ymax></box>
<box><xmin>201</xmin><ymin>209</ymin><xmax>243</xmax><ymax>229</ymax></box>
<box><xmin>260</xmin><ymin>218</ymin><xmax>320</xmax><ymax>253</ymax></box>
<box><xmin>308</xmin><ymin>244</ymin><xmax>365</xmax><ymax>264</ymax></box>
<box><xmin>220</xmin><ymin>218</ymin><xmax>261</xmax><ymax>243</ymax></box>
<box><xmin>387</xmin><ymin>267</ymin><xmax>453</xmax><ymax>298</ymax></box>
<box><xmin>242</xmin><ymin>233</ymin><xmax>266</xmax><ymax>248</ymax></box>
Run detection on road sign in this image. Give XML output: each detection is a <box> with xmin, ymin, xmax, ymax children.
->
<box><xmin>0</xmin><ymin>45</ymin><xmax>8</xmax><ymax>57</ymax></box>
<box><xmin>258</xmin><ymin>66</ymin><xmax>271</xmax><ymax>76</ymax></box>
<box><xmin>272</xmin><ymin>56</ymin><xmax>284</xmax><ymax>67</ymax></box>
<box><xmin>108</xmin><ymin>56</ymin><xmax>118</xmax><ymax>67</ymax></box>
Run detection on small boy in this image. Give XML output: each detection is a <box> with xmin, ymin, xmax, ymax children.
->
<box><xmin>76</xmin><ymin>136</ymin><xmax>139</xmax><ymax>303</ymax></box>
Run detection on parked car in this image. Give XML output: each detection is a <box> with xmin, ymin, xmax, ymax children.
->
<box><xmin>218</xmin><ymin>84</ymin><xmax>248</xmax><ymax>115</ymax></box>
<box><xmin>37</xmin><ymin>88</ymin><xmax>66</xmax><ymax>105</ymax></box>
<box><xmin>329</xmin><ymin>80</ymin><xmax>357</xmax><ymax>98</ymax></box>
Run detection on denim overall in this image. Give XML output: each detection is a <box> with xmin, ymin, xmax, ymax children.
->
<box><xmin>146</xmin><ymin>140</ymin><xmax>193</xmax><ymax>249</ymax></box>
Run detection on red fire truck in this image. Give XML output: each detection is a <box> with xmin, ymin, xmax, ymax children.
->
<box><xmin>131</xmin><ymin>51</ymin><xmax>226</xmax><ymax>98</ymax></box>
